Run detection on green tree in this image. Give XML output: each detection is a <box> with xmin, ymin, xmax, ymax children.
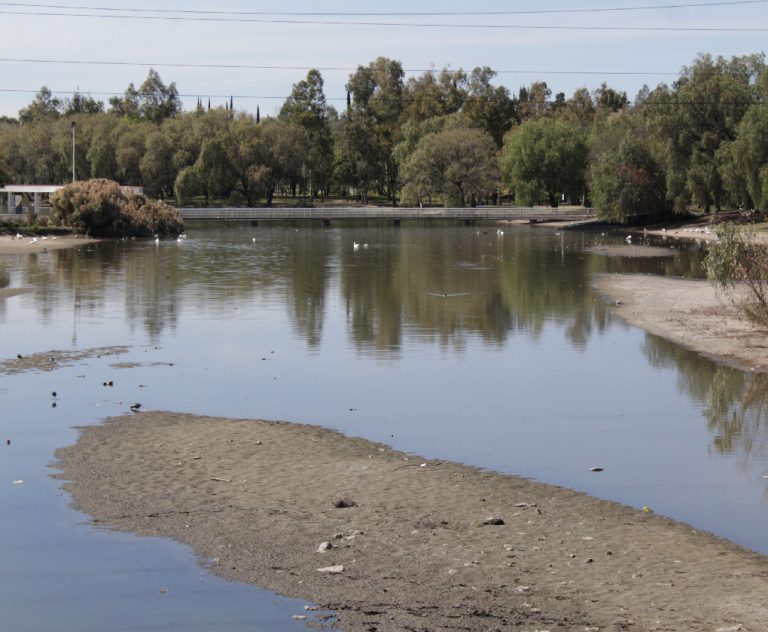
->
<box><xmin>589</xmin><ymin>136</ymin><xmax>667</xmax><ymax>222</ymax></box>
<box><xmin>644</xmin><ymin>53</ymin><xmax>764</xmax><ymax>212</ymax></box>
<box><xmin>500</xmin><ymin>118</ymin><xmax>588</xmax><ymax>206</ymax></box>
<box><xmin>61</xmin><ymin>91</ymin><xmax>104</xmax><ymax>115</ymax></box>
<box><xmin>461</xmin><ymin>67</ymin><xmax>517</xmax><ymax>147</ymax></box>
<box><xmin>341</xmin><ymin>57</ymin><xmax>405</xmax><ymax>204</ymax></box>
<box><xmin>403</xmin><ymin>68</ymin><xmax>466</xmax><ymax>123</ymax></box>
<box><xmin>518</xmin><ymin>82</ymin><xmax>551</xmax><ymax>120</ymax></box>
<box><xmin>705</xmin><ymin>223</ymin><xmax>768</xmax><ymax>326</ymax></box>
<box><xmin>87</xmin><ymin>116</ymin><xmax>119</xmax><ymax>180</ymax></box>
<box><xmin>19</xmin><ymin>87</ymin><xmax>61</xmax><ymax>123</ymax></box>
<box><xmin>280</xmin><ymin>69</ymin><xmax>334</xmax><ymax>199</ymax></box>
<box><xmin>114</xmin><ymin>121</ymin><xmax>149</xmax><ymax>185</ymax></box>
<box><xmin>557</xmin><ymin>87</ymin><xmax>596</xmax><ymax>132</ymax></box>
<box><xmin>140</xmin><ymin>130</ymin><xmax>177</xmax><ymax>198</ymax></box>
<box><xmin>718</xmin><ymin>105</ymin><xmax>768</xmax><ymax>211</ymax></box>
<box><xmin>109</xmin><ymin>70</ymin><xmax>181</xmax><ymax>122</ymax></box>
<box><xmin>594</xmin><ymin>82</ymin><xmax>629</xmax><ymax>115</ymax></box>
<box><xmin>401</xmin><ymin>126</ymin><xmax>499</xmax><ymax>207</ymax></box>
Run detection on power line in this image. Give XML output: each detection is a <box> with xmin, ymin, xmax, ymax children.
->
<box><xmin>1</xmin><ymin>8</ymin><xmax>768</xmax><ymax>30</ymax></box>
<box><xmin>1</xmin><ymin>0</ymin><xmax>766</xmax><ymax>16</ymax></box>
<box><xmin>0</xmin><ymin>57</ymin><xmax>686</xmax><ymax>77</ymax></box>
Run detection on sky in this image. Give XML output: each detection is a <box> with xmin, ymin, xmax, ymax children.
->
<box><xmin>0</xmin><ymin>0</ymin><xmax>767</xmax><ymax>118</ymax></box>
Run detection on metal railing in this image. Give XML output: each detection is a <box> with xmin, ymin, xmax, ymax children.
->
<box><xmin>179</xmin><ymin>206</ymin><xmax>595</xmax><ymax>222</ymax></box>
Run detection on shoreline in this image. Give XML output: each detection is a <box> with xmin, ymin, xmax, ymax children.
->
<box><xmin>0</xmin><ymin>234</ymin><xmax>103</xmax><ymax>255</ymax></box>
<box><xmin>56</xmin><ymin>411</ymin><xmax>768</xmax><ymax>631</ymax></box>
<box><xmin>595</xmin><ymin>273</ymin><xmax>768</xmax><ymax>373</ymax></box>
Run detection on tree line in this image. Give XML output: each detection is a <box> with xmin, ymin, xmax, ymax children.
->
<box><xmin>0</xmin><ymin>53</ymin><xmax>767</xmax><ymax>221</ymax></box>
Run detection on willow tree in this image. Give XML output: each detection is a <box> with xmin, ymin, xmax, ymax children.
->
<box><xmin>401</xmin><ymin>126</ymin><xmax>498</xmax><ymax>207</ymax></box>
<box><xmin>500</xmin><ymin>118</ymin><xmax>588</xmax><ymax>206</ymax></box>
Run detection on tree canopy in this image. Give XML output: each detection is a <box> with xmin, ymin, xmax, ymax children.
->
<box><xmin>2</xmin><ymin>52</ymin><xmax>768</xmax><ymax>217</ymax></box>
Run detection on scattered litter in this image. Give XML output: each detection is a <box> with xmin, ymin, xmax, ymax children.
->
<box><xmin>334</xmin><ymin>497</ymin><xmax>357</xmax><ymax>509</ymax></box>
<box><xmin>643</xmin><ymin>506</ymin><xmax>654</xmax><ymax>513</ymax></box>
<box><xmin>292</xmin><ymin>615</ymin><xmax>307</xmax><ymax>621</ymax></box>
<box><xmin>480</xmin><ymin>517</ymin><xmax>505</xmax><ymax>526</ymax></box>
<box><xmin>317</xmin><ymin>565</ymin><xmax>344</xmax><ymax>574</ymax></box>
<box><xmin>590</xmin><ymin>467</ymin><xmax>604</xmax><ymax>472</ymax></box>
<box><xmin>210</xmin><ymin>477</ymin><xmax>231</xmax><ymax>483</ymax></box>
<box><xmin>317</xmin><ymin>541</ymin><xmax>333</xmax><ymax>553</ymax></box>
<box><xmin>12</xmin><ymin>480</ymin><xmax>24</xmax><ymax>485</ymax></box>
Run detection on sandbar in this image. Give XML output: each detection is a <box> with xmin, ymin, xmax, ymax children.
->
<box><xmin>0</xmin><ymin>234</ymin><xmax>103</xmax><ymax>255</ymax></box>
<box><xmin>55</xmin><ymin>411</ymin><xmax>768</xmax><ymax>631</ymax></box>
<box><xmin>595</xmin><ymin>273</ymin><xmax>768</xmax><ymax>372</ymax></box>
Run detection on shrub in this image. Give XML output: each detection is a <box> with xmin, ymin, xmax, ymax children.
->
<box><xmin>704</xmin><ymin>222</ymin><xmax>768</xmax><ymax>326</ymax></box>
<box><xmin>51</xmin><ymin>179</ymin><xmax>183</xmax><ymax>237</ymax></box>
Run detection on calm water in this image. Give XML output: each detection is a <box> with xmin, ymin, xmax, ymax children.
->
<box><xmin>1</xmin><ymin>223</ymin><xmax>766</xmax><ymax>630</ymax></box>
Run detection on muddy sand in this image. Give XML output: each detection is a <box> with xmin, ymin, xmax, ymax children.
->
<box><xmin>56</xmin><ymin>411</ymin><xmax>768</xmax><ymax>631</ymax></box>
<box><xmin>595</xmin><ymin>274</ymin><xmax>768</xmax><ymax>373</ymax></box>
<box><xmin>0</xmin><ymin>234</ymin><xmax>102</xmax><ymax>254</ymax></box>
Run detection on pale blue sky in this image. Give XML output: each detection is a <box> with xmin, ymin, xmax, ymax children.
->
<box><xmin>0</xmin><ymin>0</ymin><xmax>767</xmax><ymax>117</ymax></box>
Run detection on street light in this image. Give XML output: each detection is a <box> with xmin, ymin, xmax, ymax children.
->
<box><xmin>71</xmin><ymin>121</ymin><xmax>76</xmax><ymax>183</ymax></box>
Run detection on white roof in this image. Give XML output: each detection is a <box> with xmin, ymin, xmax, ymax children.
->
<box><xmin>1</xmin><ymin>185</ymin><xmax>64</xmax><ymax>194</ymax></box>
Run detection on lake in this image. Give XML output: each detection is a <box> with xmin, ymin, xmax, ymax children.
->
<box><xmin>1</xmin><ymin>222</ymin><xmax>766</xmax><ymax>630</ymax></box>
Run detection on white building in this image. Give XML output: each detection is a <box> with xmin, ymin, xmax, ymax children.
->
<box><xmin>1</xmin><ymin>184</ymin><xmax>63</xmax><ymax>216</ymax></box>
<box><xmin>1</xmin><ymin>184</ymin><xmax>145</xmax><ymax>219</ymax></box>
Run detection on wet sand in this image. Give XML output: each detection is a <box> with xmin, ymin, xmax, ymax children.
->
<box><xmin>0</xmin><ymin>346</ymin><xmax>129</xmax><ymax>375</ymax></box>
<box><xmin>595</xmin><ymin>274</ymin><xmax>768</xmax><ymax>372</ymax></box>
<box><xmin>56</xmin><ymin>411</ymin><xmax>768</xmax><ymax>631</ymax></box>
<box><xmin>0</xmin><ymin>235</ymin><xmax>102</xmax><ymax>254</ymax></box>
<box><xmin>587</xmin><ymin>244</ymin><xmax>676</xmax><ymax>258</ymax></box>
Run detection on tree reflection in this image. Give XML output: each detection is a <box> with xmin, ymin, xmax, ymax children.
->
<box><xmin>643</xmin><ymin>333</ymin><xmax>768</xmax><ymax>470</ymax></box>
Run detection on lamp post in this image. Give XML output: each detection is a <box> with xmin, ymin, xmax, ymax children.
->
<box><xmin>71</xmin><ymin>121</ymin><xmax>76</xmax><ymax>183</ymax></box>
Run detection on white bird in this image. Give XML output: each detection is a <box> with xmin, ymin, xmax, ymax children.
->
<box><xmin>15</xmin><ymin>233</ymin><xmax>22</xmax><ymax>240</ymax></box>
<box><xmin>625</xmin><ymin>235</ymin><xmax>632</xmax><ymax>243</ymax></box>
<box><xmin>497</xmin><ymin>228</ymin><xmax>504</xmax><ymax>236</ymax></box>
<box><xmin>154</xmin><ymin>235</ymin><xmax>160</xmax><ymax>244</ymax></box>
<box><xmin>363</xmin><ymin>243</ymin><xmax>369</xmax><ymax>249</ymax></box>
<box><xmin>353</xmin><ymin>242</ymin><xmax>359</xmax><ymax>251</ymax></box>
<box><xmin>252</xmin><ymin>237</ymin><xmax>256</xmax><ymax>243</ymax></box>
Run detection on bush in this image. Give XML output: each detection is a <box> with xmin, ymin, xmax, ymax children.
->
<box><xmin>51</xmin><ymin>179</ymin><xmax>183</xmax><ymax>237</ymax></box>
<box><xmin>704</xmin><ymin>222</ymin><xmax>768</xmax><ymax>326</ymax></box>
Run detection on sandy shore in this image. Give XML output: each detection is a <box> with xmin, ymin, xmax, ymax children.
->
<box><xmin>595</xmin><ymin>274</ymin><xmax>768</xmax><ymax>372</ymax></box>
<box><xmin>587</xmin><ymin>244</ymin><xmax>676</xmax><ymax>258</ymax></box>
<box><xmin>0</xmin><ymin>234</ymin><xmax>102</xmax><ymax>254</ymax></box>
<box><xmin>56</xmin><ymin>411</ymin><xmax>768</xmax><ymax>631</ymax></box>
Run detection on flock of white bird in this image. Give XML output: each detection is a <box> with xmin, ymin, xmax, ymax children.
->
<box><xmin>12</xmin><ymin>233</ymin><xmax>57</xmax><ymax>245</ymax></box>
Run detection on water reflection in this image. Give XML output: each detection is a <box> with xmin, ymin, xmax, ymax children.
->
<box><xmin>644</xmin><ymin>334</ymin><xmax>768</xmax><ymax>469</ymax></box>
<box><xmin>2</xmin><ymin>226</ymin><xmax>709</xmax><ymax>355</ymax></box>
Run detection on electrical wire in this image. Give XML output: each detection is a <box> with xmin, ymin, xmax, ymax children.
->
<box><xmin>0</xmin><ymin>57</ymin><xmax>687</xmax><ymax>76</ymax></box>
<box><xmin>0</xmin><ymin>0</ymin><xmax>766</xmax><ymax>16</ymax></box>
<box><xmin>0</xmin><ymin>8</ymin><xmax>767</xmax><ymax>30</ymax></box>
